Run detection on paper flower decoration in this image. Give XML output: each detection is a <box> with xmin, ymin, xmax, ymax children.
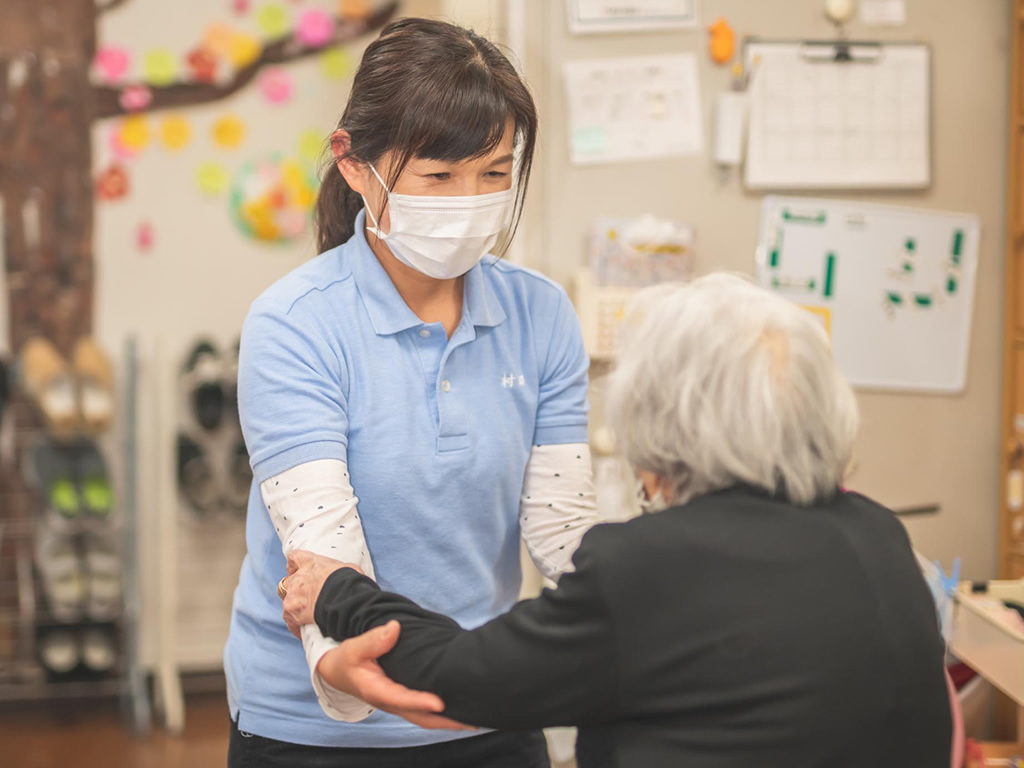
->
<box><xmin>297</xmin><ymin>9</ymin><xmax>335</xmax><ymax>47</ymax></box>
<box><xmin>137</xmin><ymin>221</ymin><xmax>154</xmax><ymax>252</ymax></box>
<box><xmin>187</xmin><ymin>47</ymin><xmax>219</xmax><ymax>83</ymax></box>
<box><xmin>94</xmin><ymin>47</ymin><xmax>130</xmax><ymax>84</ymax></box>
<box><xmin>232</xmin><ymin>0</ymin><xmax>250</xmax><ymax>13</ymax></box>
<box><xmin>339</xmin><ymin>0</ymin><xmax>373</xmax><ymax>19</ymax></box>
<box><xmin>228</xmin><ymin>34</ymin><xmax>262</xmax><ymax>68</ymax></box>
<box><xmin>213</xmin><ymin>115</ymin><xmax>246</xmax><ymax>149</ymax></box>
<box><xmin>142</xmin><ymin>49</ymin><xmax>178</xmax><ymax>87</ymax></box>
<box><xmin>95</xmin><ymin>164</ymin><xmax>130</xmax><ymax>201</ymax></box>
<box><xmin>320</xmin><ymin>48</ymin><xmax>351</xmax><ymax>80</ymax></box>
<box><xmin>298</xmin><ymin>129</ymin><xmax>325</xmax><ymax>162</ymax></box>
<box><xmin>161</xmin><ymin>115</ymin><xmax>191</xmax><ymax>150</ymax></box>
<box><xmin>259</xmin><ymin>68</ymin><xmax>293</xmax><ymax>104</ymax></box>
<box><xmin>119</xmin><ymin>85</ymin><xmax>153</xmax><ymax>112</ymax></box>
<box><xmin>257</xmin><ymin>4</ymin><xmax>291</xmax><ymax>37</ymax></box>
<box><xmin>119</xmin><ymin>115</ymin><xmax>151</xmax><ymax>153</ymax></box>
<box><xmin>196</xmin><ymin>163</ymin><xmax>230</xmax><ymax>195</ymax></box>
<box><xmin>231</xmin><ymin>156</ymin><xmax>317</xmax><ymax>243</ymax></box>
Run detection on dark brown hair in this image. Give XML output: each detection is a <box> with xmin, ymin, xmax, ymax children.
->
<box><xmin>314</xmin><ymin>17</ymin><xmax>538</xmax><ymax>255</ymax></box>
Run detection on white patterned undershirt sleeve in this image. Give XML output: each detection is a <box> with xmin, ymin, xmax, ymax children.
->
<box><xmin>260</xmin><ymin>459</ymin><xmax>377</xmax><ymax>723</ymax></box>
<box><xmin>520</xmin><ymin>443</ymin><xmax>601</xmax><ymax>581</ymax></box>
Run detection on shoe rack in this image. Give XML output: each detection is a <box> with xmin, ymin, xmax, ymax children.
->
<box><xmin>0</xmin><ymin>338</ymin><xmax>150</xmax><ymax>734</ymax></box>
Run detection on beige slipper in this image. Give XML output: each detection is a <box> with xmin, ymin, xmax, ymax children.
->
<box><xmin>20</xmin><ymin>337</ymin><xmax>78</xmax><ymax>436</ymax></box>
<box><xmin>72</xmin><ymin>337</ymin><xmax>115</xmax><ymax>435</ymax></box>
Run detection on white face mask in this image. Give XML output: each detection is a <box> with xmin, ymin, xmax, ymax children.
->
<box><xmin>635</xmin><ymin>477</ymin><xmax>669</xmax><ymax>515</ymax></box>
<box><xmin>362</xmin><ymin>163</ymin><xmax>514</xmax><ymax>280</ymax></box>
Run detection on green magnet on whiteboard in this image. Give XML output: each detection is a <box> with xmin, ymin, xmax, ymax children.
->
<box><xmin>783</xmin><ymin>209</ymin><xmax>826</xmax><ymax>225</ymax></box>
<box><xmin>953</xmin><ymin>229</ymin><xmax>964</xmax><ymax>260</ymax></box>
<box><xmin>770</xmin><ymin>249</ymin><xmax>779</xmax><ymax>268</ymax></box>
<box><xmin>823</xmin><ymin>253</ymin><xmax>835</xmax><ymax>298</ymax></box>
<box><xmin>886</xmin><ymin>292</ymin><xmax>903</xmax><ymax>305</ymax></box>
<box><xmin>914</xmin><ymin>294</ymin><xmax>933</xmax><ymax>307</ymax></box>
<box><xmin>947</xmin><ymin>276</ymin><xmax>957</xmax><ymax>294</ymax></box>
<box><xmin>902</xmin><ymin>261</ymin><xmax>914</xmax><ymax>273</ymax></box>
<box><xmin>905</xmin><ymin>238</ymin><xmax>916</xmax><ymax>252</ymax></box>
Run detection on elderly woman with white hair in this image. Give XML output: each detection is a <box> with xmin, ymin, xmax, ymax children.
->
<box><xmin>281</xmin><ymin>274</ymin><xmax>952</xmax><ymax>768</ymax></box>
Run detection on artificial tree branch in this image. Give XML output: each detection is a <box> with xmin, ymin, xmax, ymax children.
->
<box><xmin>93</xmin><ymin>1</ymin><xmax>398</xmax><ymax>120</ymax></box>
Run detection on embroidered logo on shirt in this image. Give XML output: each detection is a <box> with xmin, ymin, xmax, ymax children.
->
<box><xmin>502</xmin><ymin>373</ymin><xmax>526</xmax><ymax>388</ymax></box>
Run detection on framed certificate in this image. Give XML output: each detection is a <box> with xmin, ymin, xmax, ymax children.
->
<box><xmin>567</xmin><ymin>0</ymin><xmax>699</xmax><ymax>34</ymax></box>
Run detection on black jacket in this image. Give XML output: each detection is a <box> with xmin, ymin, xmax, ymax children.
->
<box><xmin>315</xmin><ymin>486</ymin><xmax>952</xmax><ymax>768</ymax></box>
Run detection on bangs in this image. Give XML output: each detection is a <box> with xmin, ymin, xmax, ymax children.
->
<box><xmin>392</xmin><ymin>65</ymin><xmax>519</xmax><ymax>169</ymax></box>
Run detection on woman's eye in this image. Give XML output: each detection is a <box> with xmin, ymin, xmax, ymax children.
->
<box><xmin>485</xmin><ymin>171</ymin><xmax>508</xmax><ymax>178</ymax></box>
<box><xmin>428</xmin><ymin>172</ymin><xmax>451</xmax><ymax>180</ymax></box>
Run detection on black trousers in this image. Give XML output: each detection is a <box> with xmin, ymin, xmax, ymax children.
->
<box><xmin>228</xmin><ymin>719</ymin><xmax>552</xmax><ymax>768</ymax></box>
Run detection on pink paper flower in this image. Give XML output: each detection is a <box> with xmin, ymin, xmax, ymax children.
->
<box><xmin>259</xmin><ymin>68</ymin><xmax>293</xmax><ymax>104</ymax></box>
<box><xmin>296</xmin><ymin>8</ymin><xmax>335</xmax><ymax>47</ymax></box>
<box><xmin>119</xmin><ymin>85</ymin><xmax>153</xmax><ymax>113</ymax></box>
<box><xmin>94</xmin><ymin>47</ymin><xmax>130</xmax><ymax>83</ymax></box>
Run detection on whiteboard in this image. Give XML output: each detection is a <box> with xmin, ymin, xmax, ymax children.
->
<box><xmin>755</xmin><ymin>197</ymin><xmax>979</xmax><ymax>393</ymax></box>
<box><xmin>745</xmin><ymin>42</ymin><xmax>931</xmax><ymax>189</ymax></box>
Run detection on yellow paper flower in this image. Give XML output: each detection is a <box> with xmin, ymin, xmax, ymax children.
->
<box><xmin>119</xmin><ymin>116</ymin><xmax>150</xmax><ymax>152</ymax></box>
<box><xmin>142</xmin><ymin>49</ymin><xmax>177</xmax><ymax>87</ymax></box>
<box><xmin>298</xmin><ymin>129</ymin><xmax>325</xmax><ymax>163</ymax></box>
<box><xmin>257</xmin><ymin>4</ymin><xmax>290</xmax><ymax>38</ymax></box>
<box><xmin>213</xmin><ymin>115</ymin><xmax>246</xmax><ymax>149</ymax></box>
<box><xmin>228</xmin><ymin>34</ymin><xmax>262</xmax><ymax>68</ymax></box>
<box><xmin>160</xmin><ymin>115</ymin><xmax>191</xmax><ymax>150</ymax></box>
<box><xmin>196</xmin><ymin>162</ymin><xmax>230</xmax><ymax>195</ymax></box>
<box><xmin>320</xmin><ymin>48</ymin><xmax>352</xmax><ymax>80</ymax></box>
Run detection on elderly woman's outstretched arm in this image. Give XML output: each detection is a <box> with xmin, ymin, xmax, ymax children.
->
<box><xmin>309</xmin><ymin>526</ymin><xmax>619</xmax><ymax>731</ymax></box>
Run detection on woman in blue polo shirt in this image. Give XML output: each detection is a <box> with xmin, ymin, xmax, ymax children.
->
<box><xmin>224</xmin><ymin>17</ymin><xmax>600</xmax><ymax>768</ymax></box>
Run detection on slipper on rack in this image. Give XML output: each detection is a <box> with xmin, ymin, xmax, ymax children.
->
<box><xmin>72</xmin><ymin>337</ymin><xmax>115</xmax><ymax>435</ymax></box>
<box><xmin>83</xmin><ymin>531</ymin><xmax>122</xmax><ymax>622</ymax></box>
<box><xmin>223</xmin><ymin>337</ymin><xmax>241</xmax><ymax>424</ymax></box>
<box><xmin>38</xmin><ymin>630</ymin><xmax>79</xmax><ymax>675</ymax></box>
<box><xmin>225</xmin><ymin>440</ymin><xmax>253</xmax><ymax>515</ymax></box>
<box><xmin>75</xmin><ymin>439</ymin><xmax>115</xmax><ymax>525</ymax></box>
<box><xmin>20</xmin><ymin>337</ymin><xmax>78</xmax><ymax>437</ymax></box>
<box><xmin>33</xmin><ymin>439</ymin><xmax>82</xmax><ymax>533</ymax></box>
<box><xmin>80</xmin><ymin>628</ymin><xmax>117</xmax><ymax>674</ymax></box>
<box><xmin>0</xmin><ymin>357</ymin><xmax>9</xmax><ymax>432</ymax></box>
<box><xmin>183</xmin><ymin>341</ymin><xmax>224</xmax><ymax>432</ymax></box>
<box><xmin>178</xmin><ymin>433</ymin><xmax>217</xmax><ymax>516</ymax></box>
<box><xmin>34</xmin><ymin>526</ymin><xmax>85</xmax><ymax>623</ymax></box>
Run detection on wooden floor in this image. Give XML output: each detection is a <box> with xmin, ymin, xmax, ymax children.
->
<box><xmin>0</xmin><ymin>693</ymin><xmax>229</xmax><ymax>768</ymax></box>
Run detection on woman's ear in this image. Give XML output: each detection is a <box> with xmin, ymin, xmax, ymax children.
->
<box><xmin>331</xmin><ymin>130</ymin><xmax>367</xmax><ymax>196</ymax></box>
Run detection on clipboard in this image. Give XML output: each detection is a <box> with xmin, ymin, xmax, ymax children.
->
<box><xmin>743</xmin><ymin>39</ymin><xmax>932</xmax><ymax>190</ymax></box>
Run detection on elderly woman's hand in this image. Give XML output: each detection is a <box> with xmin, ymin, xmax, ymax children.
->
<box><xmin>281</xmin><ymin>550</ymin><xmax>364</xmax><ymax>638</ymax></box>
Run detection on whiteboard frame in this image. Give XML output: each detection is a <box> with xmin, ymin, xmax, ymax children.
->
<box><xmin>756</xmin><ymin>196</ymin><xmax>980</xmax><ymax>395</ymax></box>
<box><xmin>742</xmin><ymin>38</ymin><xmax>934</xmax><ymax>191</ymax></box>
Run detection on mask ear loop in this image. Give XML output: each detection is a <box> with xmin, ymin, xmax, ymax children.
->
<box><xmin>362</xmin><ymin>162</ymin><xmax>391</xmax><ymax>238</ymax></box>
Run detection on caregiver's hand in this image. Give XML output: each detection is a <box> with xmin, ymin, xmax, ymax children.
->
<box><xmin>282</xmin><ymin>550</ymin><xmax>364</xmax><ymax>638</ymax></box>
<box><xmin>318</xmin><ymin>621</ymin><xmax>474</xmax><ymax>732</ymax></box>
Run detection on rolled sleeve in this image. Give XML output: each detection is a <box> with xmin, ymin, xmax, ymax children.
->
<box><xmin>238</xmin><ymin>304</ymin><xmax>350</xmax><ymax>483</ymax></box>
<box><xmin>533</xmin><ymin>291</ymin><xmax>590</xmax><ymax>446</ymax></box>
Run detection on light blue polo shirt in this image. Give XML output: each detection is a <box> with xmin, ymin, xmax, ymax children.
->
<box><xmin>224</xmin><ymin>210</ymin><xmax>589</xmax><ymax>748</ymax></box>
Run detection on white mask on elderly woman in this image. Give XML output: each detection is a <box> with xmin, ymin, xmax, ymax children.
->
<box><xmin>636</xmin><ymin>478</ymin><xmax>669</xmax><ymax>515</ymax></box>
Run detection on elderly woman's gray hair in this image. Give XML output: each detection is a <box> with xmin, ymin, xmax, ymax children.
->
<box><xmin>607</xmin><ymin>273</ymin><xmax>859</xmax><ymax>506</ymax></box>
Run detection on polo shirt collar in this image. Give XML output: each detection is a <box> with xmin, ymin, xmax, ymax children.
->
<box><xmin>349</xmin><ymin>209</ymin><xmax>507</xmax><ymax>336</ymax></box>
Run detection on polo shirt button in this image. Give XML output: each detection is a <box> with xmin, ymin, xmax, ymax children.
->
<box><xmin>419</xmin><ymin>329</ymin><xmax>431</xmax><ymax>338</ymax></box>
<box><xmin>441</xmin><ymin>379</ymin><xmax>451</xmax><ymax>392</ymax></box>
